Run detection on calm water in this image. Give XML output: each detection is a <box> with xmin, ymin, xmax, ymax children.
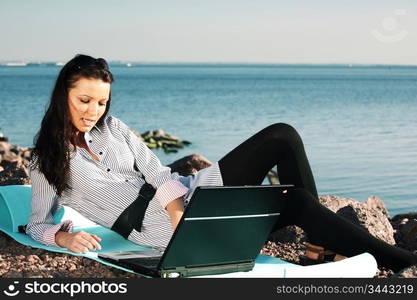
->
<box><xmin>1</xmin><ymin>64</ymin><xmax>416</xmax><ymax>216</ymax></box>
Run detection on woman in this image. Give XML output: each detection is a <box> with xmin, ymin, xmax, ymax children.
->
<box><xmin>27</xmin><ymin>54</ymin><xmax>417</xmax><ymax>273</ymax></box>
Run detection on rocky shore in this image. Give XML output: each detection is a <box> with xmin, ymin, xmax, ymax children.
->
<box><xmin>133</xmin><ymin>129</ymin><xmax>191</xmax><ymax>153</ymax></box>
<box><xmin>0</xmin><ymin>133</ymin><xmax>416</xmax><ymax>278</ymax></box>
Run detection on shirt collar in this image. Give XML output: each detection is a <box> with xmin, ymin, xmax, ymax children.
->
<box><xmin>81</xmin><ymin>122</ymin><xmax>103</xmax><ymax>144</ymax></box>
<box><xmin>93</xmin><ymin>123</ymin><xmax>102</xmax><ymax>133</ymax></box>
<box><xmin>83</xmin><ymin>131</ymin><xmax>91</xmax><ymax>143</ymax></box>
<box><xmin>83</xmin><ymin>117</ymin><xmax>106</xmax><ymax>140</ymax></box>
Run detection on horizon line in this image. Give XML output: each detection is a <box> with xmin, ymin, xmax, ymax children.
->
<box><xmin>0</xmin><ymin>60</ymin><xmax>417</xmax><ymax>67</ymax></box>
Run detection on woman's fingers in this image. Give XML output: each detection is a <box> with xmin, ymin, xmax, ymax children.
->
<box><xmin>79</xmin><ymin>239</ymin><xmax>94</xmax><ymax>250</ymax></box>
<box><xmin>72</xmin><ymin>244</ymin><xmax>88</xmax><ymax>254</ymax></box>
<box><xmin>80</xmin><ymin>233</ymin><xmax>102</xmax><ymax>250</ymax></box>
<box><xmin>65</xmin><ymin>231</ymin><xmax>102</xmax><ymax>253</ymax></box>
<box><xmin>91</xmin><ymin>234</ymin><xmax>102</xmax><ymax>242</ymax></box>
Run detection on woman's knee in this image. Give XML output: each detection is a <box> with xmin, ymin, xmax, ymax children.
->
<box><xmin>261</xmin><ymin>122</ymin><xmax>303</xmax><ymax>145</ymax></box>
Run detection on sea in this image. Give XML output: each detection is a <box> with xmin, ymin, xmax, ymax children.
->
<box><xmin>0</xmin><ymin>63</ymin><xmax>416</xmax><ymax>216</ymax></box>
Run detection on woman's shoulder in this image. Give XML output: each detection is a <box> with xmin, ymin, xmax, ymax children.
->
<box><xmin>99</xmin><ymin>114</ymin><xmax>118</xmax><ymax>128</ymax></box>
<box><xmin>92</xmin><ymin>115</ymin><xmax>122</xmax><ymax>135</ymax></box>
<box><xmin>95</xmin><ymin>115</ymin><xmax>134</xmax><ymax>142</ymax></box>
<box><xmin>100</xmin><ymin>114</ymin><xmax>127</xmax><ymax>130</ymax></box>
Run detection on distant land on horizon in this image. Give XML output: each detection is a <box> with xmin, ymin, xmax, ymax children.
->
<box><xmin>1</xmin><ymin>61</ymin><xmax>417</xmax><ymax>68</ymax></box>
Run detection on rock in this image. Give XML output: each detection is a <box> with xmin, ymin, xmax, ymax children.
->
<box><xmin>269</xmin><ymin>195</ymin><xmax>396</xmax><ymax>245</ymax></box>
<box><xmin>0</xmin><ymin>160</ymin><xmax>30</xmax><ymax>186</ymax></box>
<box><xmin>398</xmin><ymin>219</ymin><xmax>417</xmax><ymax>242</ymax></box>
<box><xmin>374</xmin><ymin>267</ymin><xmax>395</xmax><ymax>278</ymax></box>
<box><xmin>391</xmin><ymin>213</ymin><xmax>417</xmax><ymax>251</ymax></box>
<box><xmin>162</xmin><ymin>140</ymin><xmax>184</xmax><ymax>148</ymax></box>
<box><xmin>0</xmin><ymin>141</ymin><xmax>11</xmax><ymax>154</ymax></box>
<box><xmin>261</xmin><ymin>241</ymin><xmax>305</xmax><ymax>265</ymax></box>
<box><xmin>132</xmin><ymin>128</ymin><xmax>191</xmax><ymax>153</ymax></box>
<box><xmin>268</xmin><ymin>225</ymin><xmax>306</xmax><ymax>244</ymax></box>
<box><xmin>267</xmin><ymin>170</ymin><xmax>280</xmax><ymax>184</ymax></box>
<box><xmin>141</xmin><ymin>130</ymin><xmax>152</xmax><ymax>140</ymax></box>
<box><xmin>153</xmin><ymin>128</ymin><xmax>165</xmax><ymax>137</ymax></box>
<box><xmin>168</xmin><ymin>154</ymin><xmax>213</xmax><ymax>176</ymax></box>
<box><xmin>1</xmin><ymin>156</ymin><xmax>23</xmax><ymax>170</ymax></box>
<box><xmin>391</xmin><ymin>212</ymin><xmax>417</xmax><ymax>222</ymax></box>
<box><xmin>164</xmin><ymin>133</ymin><xmax>180</xmax><ymax>141</ymax></box>
<box><xmin>27</xmin><ymin>255</ymin><xmax>40</xmax><ymax>263</ymax></box>
<box><xmin>147</xmin><ymin>143</ymin><xmax>157</xmax><ymax>149</ymax></box>
<box><xmin>319</xmin><ymin>195</ymin><xmax>395</xmax><ymax>245</ymax></box>
<box><xmin>23</xmin><ymin>149</ymin><xmax>32</xmax><ymax>160</ymax></box>
<box><xmin>10</xmin><ymin>147</ymin><xmax>20</xmax><ymax>155</ymax></box>
<box><xmin>163</xmin><ymin>148</ymin><xmax>177</xmax><ymax>153</ymax></box>
<box><xmin>67</xmin><ymin>263</ymin><xmax>77</xmax><ymax>271</ymax></box>
<box><xmin>0</xmin><ymin>139</ymin><xmax>32</xmax><ymax>174</ymax></box>
<box><xmin>0</xmin><ymin>129</ymin><xmax>7</xmax><ymax>142</ymax></box>
<box><xmin>395</xmin><ymin>265</ymin><xmax>417</xmax><ymax>278</ymax></box>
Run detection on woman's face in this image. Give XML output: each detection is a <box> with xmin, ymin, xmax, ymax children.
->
<box><xmin>67</xmin><ymin>77</ymin><xmax>110</xmax><ymax>134</ymax></box>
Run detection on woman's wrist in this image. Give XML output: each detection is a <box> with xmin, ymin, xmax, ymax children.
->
<box><xmin>55</xmin><ymin>231</ymin><xmax>68</xmax><ymax>247</ymax></box>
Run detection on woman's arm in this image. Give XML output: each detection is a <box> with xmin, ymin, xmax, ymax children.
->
<box><xmin>27</xmin><ymin>158</ymin><xmax>101</xmax><ymax>253</ymax></box>
<box><xmin>115</xmin><ymin>117</ymin><xmax>189</xmax><ymax>209</ymax></box>
<box><xmin>26</xmin><ymin>162</ymin><xmax>74</xmax><ymax>247</ymax></box>
<box><xmin>165</xmin><ymin>196</ymin><xmax>184</xmax><ymax>231</ymax></box>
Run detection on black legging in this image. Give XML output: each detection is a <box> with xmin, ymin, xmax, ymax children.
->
<box><xmin>218</xmin><ymin>123</ymin><xmax>417</xmax><ymax>272</ymax></box>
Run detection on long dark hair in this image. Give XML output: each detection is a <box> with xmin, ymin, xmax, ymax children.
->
<box><xmin>31</xmin><ymin>54</ymin><xmax>114</xmax><ymax>196</ymax></box>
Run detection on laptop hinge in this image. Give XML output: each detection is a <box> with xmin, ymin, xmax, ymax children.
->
<box><xmin>160</xmin><ymin>260</ymin><xmax>255</xmax><ymax>278</ymax></box>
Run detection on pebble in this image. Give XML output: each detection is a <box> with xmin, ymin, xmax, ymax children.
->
<box><xmin>27</xmin><ymin>254</ymin><xmax>39</xmax><ymax>263</ymax></box>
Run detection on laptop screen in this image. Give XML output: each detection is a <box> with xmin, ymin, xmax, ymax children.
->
<box><xmin>159</xmin><ymin>185</ymin><xmax>291</xmax><ymax>270</ymax></box>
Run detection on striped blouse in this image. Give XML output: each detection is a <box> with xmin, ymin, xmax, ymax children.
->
<box><xmin>26</xmin><ymin>115</ymin><xmax>223</xmax><ymax>248</ymax></box>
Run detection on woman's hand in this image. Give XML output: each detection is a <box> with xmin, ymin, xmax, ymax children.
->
<box><xmin>55</xmin><ymin>230</ymin><xmax>102</xmax><ymax>254</ymax></box>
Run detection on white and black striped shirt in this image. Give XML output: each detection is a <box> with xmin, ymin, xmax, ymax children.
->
<box><xmin>26</xmin><ymin>115</ymin><xmax>223</xmax><ymax>248</ymax></box>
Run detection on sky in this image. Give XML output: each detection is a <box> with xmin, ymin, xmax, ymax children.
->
<box><xmin>0</xmin><ymin>0</ymin><xmax>416</xmax><ymax>64</ymax></box>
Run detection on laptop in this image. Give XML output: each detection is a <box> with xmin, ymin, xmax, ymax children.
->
<box><xmin>98</xmin><ymin>184</ymin><xmax>293</xmax><ymax>278</ymax></box>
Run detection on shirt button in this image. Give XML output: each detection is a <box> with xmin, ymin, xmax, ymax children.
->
<box><xmin>99</xmin><ymin>152</ymin><xmax>103</xmax><ymax>155</ymax></box>
<box><xmin>125</xmin><ymin>179</ymin><xmax>128</xmax><ymax>182</ymax></box>
<box><xmin>107</xmin><ymin>168</ymin><xmax>110</xmax><ymax>172</ymax></box>
<box><xmin>89</xmin><ymin>140</ymin><xmax>92</xmax><ymax>143</ymax></box>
